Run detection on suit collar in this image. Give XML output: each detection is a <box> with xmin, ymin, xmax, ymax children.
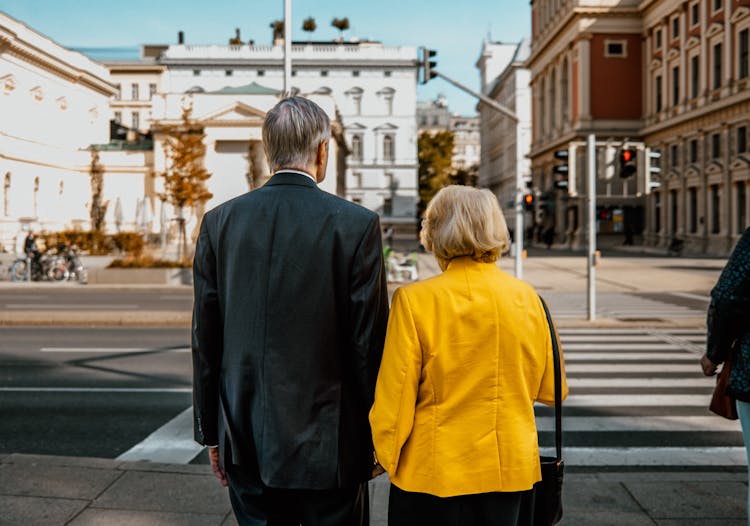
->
<box><xmin>265</xmin><ymin>171</ymin><xmax>318</xmax><ymax>188</ymax></box>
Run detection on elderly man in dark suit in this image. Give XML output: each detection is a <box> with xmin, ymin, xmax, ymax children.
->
<box><xmin>192</xmin><ymin>96</ymin><xmax>389</xmax><ymax>525</ymax></box>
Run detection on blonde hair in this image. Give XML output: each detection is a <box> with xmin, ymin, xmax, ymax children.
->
<box><xmin>421</xmin><ymin>185</ymin><xmax>510</xmax><ymax>270</ymax></box>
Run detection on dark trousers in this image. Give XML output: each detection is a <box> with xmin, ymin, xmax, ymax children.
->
<box><xmin>388</xmin><ymin>484</ymin><xmax>534</xmax><ymax>526</ymax></box>
<box><xmin>226</xmin><ymin>462</ymin><xmax>369</xmax><ymax>526</ymax></box>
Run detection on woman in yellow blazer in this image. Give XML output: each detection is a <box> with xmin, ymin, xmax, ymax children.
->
<box><xmin>369</xmin><ymin>185</ymin><xmax>568</xmax><ymax>525</ymax></box>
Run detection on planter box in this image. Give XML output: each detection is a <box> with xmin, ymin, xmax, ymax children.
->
<box><xmin>88</xmin><ymin>268</ymin><xmax>192</xmax><ymax>286</ymax></box>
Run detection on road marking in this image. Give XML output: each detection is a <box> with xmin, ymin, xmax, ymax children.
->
<box><xmin>5</xmin><ymin>303</ymin><xmax>140</xmax><ymax>310</ymax></box>
<box><xmin>0</xmin><ymin>387</ymin><xmax>191</xmax><ymax>393</ymax></box>
<box><xmin>566</xmin><ymin>363</ymin><xmax>700</xmax><ymax>373</ymax></box>
<box><xmin>670</xmin><ymin>292</ymin><xmax>711</xmax><ymax>302</ymax></box>
<box><xmin>116</xmin><ymin>407</ymin><xmax>203</xmax><ymax>464</ymax></box>
<box><xmin>40</xmin><ymin>347</ymin><xmax>190</xmax><ymax>353</ymax></box>
<box><xmin>540</xmin><ymin>394</ymin><xmax>710</xmax><ymax>406</ymax></box>
<box><xmin>564</xmin><ymin>352</ymin><xmax>697</xmax><ymax>361</ymax></box>
<box><xmin>159</xmin><ymin>295</ymin><xmax>193</xmax><ymax>300</ymax></box>
<box><xmin>564</xmin><ymin>343</ymin><xmax>684</xmax><ymax>351</ymax></box>
<box><xmin>537</xmin><ymin>447</ymin><xmax>747</xmax><ymax>466</ymax></box>
<box><xmin>535</xmin><ymin>416</ymin><xmax>741</xmax><ymax>432</ymax></box>
<box><xmin>568</xmin><ymin>377</ymin><xmax>713</xmax><ymax>388</ymax></box>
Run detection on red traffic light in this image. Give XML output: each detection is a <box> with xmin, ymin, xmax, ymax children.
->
<box><xmin>621</xmin><ymin>149</ymin><xmax>634</xmax><ymax>163</ymax></box>
<box><xmin>524</xmin><ymin>194</ymin><xmax>534</xmax><ymax>205</ymax></box>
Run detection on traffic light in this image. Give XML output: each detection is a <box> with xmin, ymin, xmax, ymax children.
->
<box><xmin>645</xmin><ymin>148</ymin><xmax>661</xmax><ymax>194</ymax></box>
<box><xmin>523</xmin><ymin>193</ymin><xmax>535</xmax><ymax>211</ymax></box>
<box><xmin>553</xmin><ymin>149</ymin><xmax>569</xmax><ymax>190</ymax></box>
<box><xmin>421</xmin><ymin>47</ymin><xmax>437</xmax><ymax>84</ymax></box>
<box><xmin>618</xmin><ymin>148</ymin><xmax>637</xmax><ymax>178</ymax></box>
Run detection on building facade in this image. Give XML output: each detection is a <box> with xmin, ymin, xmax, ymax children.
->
<box><xmin>528</xmin><ymin>0</ymin><xmax>749</xmax><ymax>254</ymax></box>
<box><xmin>0</xmin><ymin>12</ymin><xmax>119</xmax><ymax>252</ymax></box>
<box><xmin>416</xmin><ymin>96</ymin><xmax>481</xmax><ymax>169</ymax></box>
<box><xmin>476</xmin><ymin>39</ymin><xmax>532</xmax><ymax>228</ymax></box>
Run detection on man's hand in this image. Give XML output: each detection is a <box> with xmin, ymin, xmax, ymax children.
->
<box><xmin>209</xmin><ymin>447</ymin><xmax>227</xmax><ymax>487</ymax></box>
<box><xmin>701</xmin><ymin>353</ymin><xmax>719</xmax><ymax>377</ymax></box>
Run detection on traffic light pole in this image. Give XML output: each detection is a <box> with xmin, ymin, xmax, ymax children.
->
<box><xmin>586</xmin><ymin>134</ymin><xmax>597</xmax><ymax>321</ymax></box>
<box><xmin>430</xmin><ymin>70</ymin><xmax>526</xmax><ymax>278</ymax></box>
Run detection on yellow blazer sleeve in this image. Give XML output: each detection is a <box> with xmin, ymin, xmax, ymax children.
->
<box><xmin>536</xmin><ymin>298</ymin><xmax>569</xmax><ymax>406</ymax></box>
<box><xmin>369</xmin><ymin>287</ymin><xmax>422</xmax><ymax>474</ymax></box>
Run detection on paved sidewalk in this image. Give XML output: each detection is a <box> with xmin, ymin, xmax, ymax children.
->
<box><xmin>0</xmin><ymin>453</ymin><xmax>745</xmax><ymax>525</ymax></box>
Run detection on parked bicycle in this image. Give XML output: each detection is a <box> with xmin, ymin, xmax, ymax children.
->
<box><xmin>9</xmin><ymin>242</ymin><xmax>86</xmax><ymax>283</ymax></box>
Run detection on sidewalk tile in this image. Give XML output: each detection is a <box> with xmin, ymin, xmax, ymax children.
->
<box><xmin>91</xmin><ymin>471</ymin><xmax>230</xmax><ymax>514</ymax></box>
<box><xmin>120</xmin><ymin>460</ymin><xmax>209</xmax><ymax>475</ymax></box>
<box><xmin>562</xmin><ymin>479</ymin><xmax>644</xmax><ymax>513</ymax></box>
<box><xmin>558</xmin><ymin>510</ymin><xmax>656</xmax><ymax>525</ymax></box>
<box><xmin>0</xmin><ymin>463</ymin><xmax>121</xmax><ymax>499</ymax></box>
<box><xmin>68</xmin><ymin>509</ymin><xmax>227</xmax><ymax>526</ymax></box>
<box><xmin>655</xmin><ymin>521</ymin><xmax>747</xmax><ymax>526</ymax></box>
<box><xmin>625</xmin><ymin>481</ymin><xmax>746</xmax><ymax>519</ymax></box>
<box><xmin>0</xmin><ymin>495</ymin><xmax>87</xmax><ymax>525</ymax></box>
<box><xmin>3</xmin><ymin>453</ymin><xmax>122</xmax><ymax>470</ymax></box>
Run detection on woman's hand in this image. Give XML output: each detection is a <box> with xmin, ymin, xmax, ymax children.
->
<box><xmin>700</xmin><ymin>353</ymin><xmax>719</xmax><ymax>376</ymax></box>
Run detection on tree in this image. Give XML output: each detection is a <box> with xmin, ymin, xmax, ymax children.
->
<box><xmin>302</xmin><ymin>17</ymin><xmax>317</xmax><ymax>36</ymax></box>
<box><xmin>448</xmin><ymin>164</ymin><xmax>479</xmax><ymax>187</ymax></box>
<box><xmin>89</xmin><ymin>149</ymin><xmax>108</xmax><ymax>235</ymax></box>
<box><xmin>418</xmin><ymin>130</ymin><xmax>455</xmax><ymax>222</ymax></box>
<box><xmin>331</xmin><ymin>17</ymin><xmax>350</xmax><ymax>40</ymax></box>
<box><xmin>270</xmin><ymin>20</ymin><xmax>285</xmax><ymax>42</ymax></box>
<box><xmin>158</xmin><ymin>106</ymin><xmax>213</xmax><ymax>263</ymax></box>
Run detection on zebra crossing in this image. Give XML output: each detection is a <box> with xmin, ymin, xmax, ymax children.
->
<box><xmin>536</xmin><ymin>328</ymin><xmax>745</xmax><ymax>467</ymax></box>
<box><xmin>543</xmin><ymin>292</ymin><xmax>706</xmax><ymax>319</ymax></box>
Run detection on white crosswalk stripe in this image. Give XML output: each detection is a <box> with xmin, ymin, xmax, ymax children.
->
<box><xmin>544</xmin><ymin>293</ymin><xmax>705</xmax><ymax>319</ymax></box>
<box><xmin>543</xmin><ymin>328</ymin><xmax>745</xmax><ymax>467</ymax></box>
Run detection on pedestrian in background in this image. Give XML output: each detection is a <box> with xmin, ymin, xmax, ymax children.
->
<box><xmin>192</xmin><ymin>96</ymin><xmax>389</xmax><ymax>525</ymax></box>
<box><xmin>701</xmin><ymin>226</ymin><xmax>750</xmax><ymax>521</ymax></box>
<box><xmin>370</xmin><ymin>185</ymin><xmax>568</xmax><ymax>526</ymax></box>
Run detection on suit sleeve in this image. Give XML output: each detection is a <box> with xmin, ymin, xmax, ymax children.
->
<box><xmin>536</xmin><ymin>297</ymin><xmax>569</xmax><ymax>406</ymax></box>
<box><xmin>369</xmin><ymin>288</ymin><xmax>421</xmax><ymax>474</ymax></box>
<box><xmin>348</xmin><ymin>215</ymin><xmax>389</xmax><ymax>409</ymax></box>
<box><xmin>192</xmin><ymin>215</ymin><xmax>223</xmax><ymax>446</ymax></box>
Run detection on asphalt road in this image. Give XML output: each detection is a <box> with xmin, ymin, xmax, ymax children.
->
<box><xmin>0</xmin><ymin>326</ymin><xmax>192</xmax><ymax>458</ymax></box>
<box><xmin>0</xmin><ymin>288</ymin><xmax>193</xmax><ymax>311</ymax></box>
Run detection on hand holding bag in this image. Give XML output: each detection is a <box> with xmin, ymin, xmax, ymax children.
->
<box><xmin>534</xmin><ymin>297</ymin><xmax>564</xmax><ymax>526</ymax></box>
<box><xmin>709</xmin><ymin>341</ymin><xmax>738</xmax><ymax>420</ymax></box>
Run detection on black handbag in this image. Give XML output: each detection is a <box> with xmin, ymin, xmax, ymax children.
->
<box><xmin>534</xmin><ymin>297</ymin><xmax>564</xmax><ymax>526</ymax></box>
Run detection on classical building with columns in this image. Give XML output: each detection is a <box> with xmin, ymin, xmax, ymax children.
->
<box><xmin>528</xmin><ymin>0</ymin><xmax>749</xmax><ymax>254</ymax></box>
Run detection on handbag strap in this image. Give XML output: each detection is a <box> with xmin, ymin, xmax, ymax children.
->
<box><xmin>539</xmin><ymin>296</ymin><xmax>562</xmax><ymax>462</ymax></box>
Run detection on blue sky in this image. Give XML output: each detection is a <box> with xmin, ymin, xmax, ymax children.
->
<box><xmin>1</xmin><ymin>0</ymin><xmax>530</xmax><ymax>115</ymax></box>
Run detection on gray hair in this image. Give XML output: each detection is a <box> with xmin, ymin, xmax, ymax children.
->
<box><xmin>262</xmin><ymin>96</ymin><xmax>331</xmax><ymax>171</ymax></box>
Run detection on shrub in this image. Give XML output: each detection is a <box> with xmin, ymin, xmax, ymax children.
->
<box><xmin>111</xmin><ymin>232</ymin><xmax>145</xmax><ymax>258</ymax></box>
<box><xmin>108</xmin><ymin>256</ymin><xmax>191</xmax><ymax>269</ymax></box>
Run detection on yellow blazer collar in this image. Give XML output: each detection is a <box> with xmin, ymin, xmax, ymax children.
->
<box><xmin>444</xmin><ymin>256</ymin><xmax>496</xmax><ymax>271</ymax></box>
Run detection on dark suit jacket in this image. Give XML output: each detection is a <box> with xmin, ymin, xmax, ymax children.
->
<box><xmin>192</xmin><ymin>171</ymin><xmax>389</xmax><ymax>490</ymax></box>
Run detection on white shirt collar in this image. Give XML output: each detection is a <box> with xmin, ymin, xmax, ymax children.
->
<box><xmin>274</xmin><ymin>169</ymin><xmax>316</xmax><ymax>184</ymax></box>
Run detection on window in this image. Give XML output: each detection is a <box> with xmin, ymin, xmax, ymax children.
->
<box><xmin>671</xmin><ymin>189</ymin><xmax>679</xmax><ymax>233</ymax></box>
<box><xmin>713</xmin><ymin>43</ymin><xmax>722</xmax><ymax>89</ymax></box>
<box><xmin>352</xmin><ymin>197</ymin><xmax>362</xmax><ymax>205</ymax></box>
<box><xmin>691</xmin><ymin>3</ymin><xmax>699</xmax><ymax>27</ymax></box>
<box><xmin>605</xmin><ymin>41</ymin><xmax>625</xmax><ymax>57</ymax></box>
<box><xmin>655</xmin><ymin>191</ymin><xmax>662</xmax><ymax>232</ymax></box>
<box><xmin>321</xmin><ymin>70</ymin><xmax>329</xmax><ymax>77</ymax></box>
<box><xmin>384</xmin><ymin>71</ymin><xmax>392</xmax><ymax>77</ymax></box>
<box><xmin>738</xmin><ymin>183</ymin><xmax>747</xmax><ymax>234</ymax></box>
<box><xmin>713</xmin><ymin>0</ymin><xmax>722</xmax><ymax>13</ymax></box>
<box><xmin>655</xmin><ymin>28</ymin><xmax>662</xmax><ymax>49</ymax></box>
<box><xmin>347</xmin><ymin>87</ymin><xmax>363</xmax><ymax>115</ymax></box>
<box><xmin>114</xmin><ymin>83</ymin><xmax>121</xmax><ymax>100</ymax></box>
<box><xmin>258</xmin><ymin>70</ymin><xmax>265</xmax><ymax>77</ymax></box>
<box><xmin>383</xmin><ymin>135</ymin><xmax>395</xmax><ymax>161</ymax></box>
<box><xmin>114</xmin><ymin>111</ymin><xmax>122</xmax><ymax>123</ymax></box>
<box><xmin>351</xmin><ymin>134</ymin><xmax>363</xmax><ymax>161</ymax></box>
<box><xmin>691</xmin><ymin>55</ymin><xmax>700</xmax><ymax>98</ymax></box>
<box><xmin>225</xmin><ymin>70</ymin><xmax>233</xmax><ymax>76</ymax></box>
<box><xmin>672</xmin><ymin>66</ymin><xmax>680</xmax><ymax>105</ymax></box>
<box><xmin>711</xmin><ymin>184</ymin><xmax>720</xmax><ymax>234</ymax></box>
<box><xmin>383</xmin><ymin>197</ymin><xmax>393</xmax><ymax>216</ymax></box>
<box><xmin>193</xmin><ymin>69</ymin><xmax>201</xmax><ymax>76</ymax></box>
<box><xmin>738</xmin><ymin>126</ymin><xmax>748</xmax><ymax>154</ymax></box>
<box><xmin>672</xmin><ymin>17</ymin><xmax>679</xmax><ymax>39</ymax></box>
<box><xmin>379</xmin><ymin>87</ymin><xmax>395</xmax><ymax>116</ymax></box>
<box><xmin>352</xmin><ymin>172</ymin><xmax>362</xmax><ymax>188</ymax></box>
<box><xmin>561</xmin><ymin>58</ymin><xmax>569</xmax><ymax>123</ymax></box>
<box><xmin>712</xmin><ymin>133</ymin><xmax>721</xmax><ymax>158</ymax></box>
<box><xmin>689</xmin><ymin>187</ymin><xmax>698</xmax><ymax>233</ymax></box>
<box><xmin>131</xmin><ymin>111</ymin><xmax>139</xmax><ymax>130</ymax></box>
<box><xmin>671</xmin><ymin>144</ymin><xmax>679</xmax><ymax>167</ymax></box>
<box><xmin>690</xmin><ymin>139</ymin><xmax>698</xmax><ymax>163</ymax></box>
<box><xmin>740</xmin><ymin>29</ymin><xmax>749</xmax><ymax>79</ymax></box>
<box><xmin>352</xmin><ymin>71</ymin><xmax>360</xmax><ymax>77</ymax></box>
<box><xmin>655</xmin><ymin>75</ymin><xmax>663</xmax><ymax>112</ymax></box>
<box><xmin>149</xmin><ymin>83</ymin><xmax>157</xmax><ymax>99</ymax></box>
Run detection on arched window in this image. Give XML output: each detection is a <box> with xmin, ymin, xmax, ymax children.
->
<box><xmin>383</xmin><ymin>135</ymin><xmax>395</xmax><ymax>161</ymax></box>
<box><xmin>3</xmin><ymin>173</ymin><xmax>10</xmax><ymax>217</ymax></box>
<box><xmin>351</xmin><ymin>134</ymin><xmax>363</xmax><ymax>161</ymax></box>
